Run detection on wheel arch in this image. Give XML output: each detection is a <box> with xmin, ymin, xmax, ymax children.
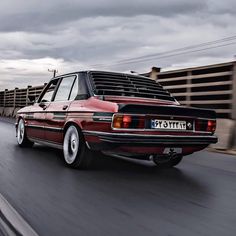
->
<box><xmin>15</xmin><ymin>115</ymin><xmax>25</xmax><ymax>132</ymax></box>
<box><xmin>16</xmin><ymin>115</ymin><xmax>24</xmax><ymax>123</ymax></box>
<box><xmin>63</xmin><ymin>120</ymin><xmax>83</xmax><ymax>136</ymax></box>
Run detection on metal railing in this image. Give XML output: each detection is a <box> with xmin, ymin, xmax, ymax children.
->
<box><xmin>0</xmin><ymin>84</ymin><xmax>46</xmax><ymax>116</ymax></box>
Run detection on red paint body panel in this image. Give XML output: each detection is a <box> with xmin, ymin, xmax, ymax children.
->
<box><xmin>25</xmin><ymin>104</ymin><xmax>46</xmax><ymax>140</ymax></box>
<box><xmin>44</xmin><ymin>101</ymin><xmax>71</xmax><ymax>143</ymax></box>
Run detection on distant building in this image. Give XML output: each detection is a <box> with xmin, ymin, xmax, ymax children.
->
<box><xmin>142</xmin><ymin>61</ymin><xmax>236</xmax><ymax>119</ymax></box>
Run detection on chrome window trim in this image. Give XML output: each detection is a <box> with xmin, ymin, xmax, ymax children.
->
<box><xmin>52</xmin><ymin>74</ymin><xmax>78</xmax><ymax>102</ymax></box>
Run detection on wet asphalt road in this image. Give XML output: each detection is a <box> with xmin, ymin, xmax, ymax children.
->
<box><xmin>0</xmin><ymin>118</ymin><xmax>236</xmax><ymax>236</ymax></box>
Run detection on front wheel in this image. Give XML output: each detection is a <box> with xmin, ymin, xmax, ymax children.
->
<box><xmin>153</xmin><ymin>155</ymin><xmax>183</xmax><ymax>168</ymax></box>
<box><xmin>63</xmin><ymin>125</ymin><xmax>93</xmax><ymax>169</ymax></box>
<box><xmin>17</xmin><ymin>118</ymin><xmax>34</xmax><ymax>147</ymax></box>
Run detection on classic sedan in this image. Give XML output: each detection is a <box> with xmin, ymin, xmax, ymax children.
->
<box><xmin>16</xmin><ymin>71</ymin><xmax>218</xmax><ymax>169</ymax></box>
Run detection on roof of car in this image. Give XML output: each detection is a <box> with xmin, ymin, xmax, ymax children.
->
<box><xmin>51</xmin><ymin>70</ymin><xmax>150</xmax><ymax>80</ymax></box>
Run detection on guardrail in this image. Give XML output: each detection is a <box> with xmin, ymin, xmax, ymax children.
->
<box><xmin>0</xmin><ymin>84</ymin><xmax>46</xmax><ymax>117</ymax></box>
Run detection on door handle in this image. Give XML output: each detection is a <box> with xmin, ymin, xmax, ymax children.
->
<box><xmin>62</xmin><ymin>105</ymin><xmax>68</xmax><ymax>110</ymax></box>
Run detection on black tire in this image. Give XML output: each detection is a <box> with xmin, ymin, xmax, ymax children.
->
<box><xmin>153</xmin><ymin>155</ymin><xmax>183</xmax><ymax>168</ymax></box>
<box><xmin>17</xmin><ymin>118</ymin><xmax>34</xmax><ymax>148</ymax></box>
<box><xmin>63</xmin><ymin>125</ymin><xmax>93</xmax><ymax>169</ymax></box>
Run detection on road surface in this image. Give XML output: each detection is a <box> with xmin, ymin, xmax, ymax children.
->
<box><xmin>0</xmin><ymin>118</ymin><xmax>236</xmax><ymax>236</ymax></box>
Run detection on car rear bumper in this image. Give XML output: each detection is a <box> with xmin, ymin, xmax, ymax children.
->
<box><xmin>83</xmin><ymin>131</ymin><xmax>218</xmax><ymax>151</ymax></box>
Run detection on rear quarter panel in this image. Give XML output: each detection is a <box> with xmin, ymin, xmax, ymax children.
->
<box><xmin>65</xmin><ymin>97</ymin><xmax>118</xmax><ymax>131</ymax></box>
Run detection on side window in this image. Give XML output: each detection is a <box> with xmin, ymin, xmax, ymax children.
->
<box><xmin>40</xmin><ymin>79</ymin><xmax>59</xmax><ymax>103</ymax></box>
<box><xmin>54</xmin><ymin>76</ymin><xmax>76</xmax><ymax>102</ymax></box>
<box><xmin>78</xmin><ymin>75</ymin><xmax>88</xmax><ymax>96</ymax></box>
<box><xmin>71</xmin><ymin>74</ymin><xmax>88</xmax><ymax>100</ymax></box>
<box><xmin>69</xmin><ymin>78</ymin><xmax>78</xmax><ymax>100</ymax></box>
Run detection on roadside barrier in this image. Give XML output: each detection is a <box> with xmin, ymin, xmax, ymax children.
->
<box><xmin>0</xmin><ymin>84</ymin><xmax>46</xmax><ymax>117</ymax></box>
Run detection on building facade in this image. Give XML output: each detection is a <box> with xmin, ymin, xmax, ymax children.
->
<box><xmin>145</xmin><ymin>61</ymin><xmax>236</xmax><ymax>120</ymax></box>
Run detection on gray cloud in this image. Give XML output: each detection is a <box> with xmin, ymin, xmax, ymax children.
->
<box><xmin>0</xmin><ymin>0</ymin><xmax>235</xmax><ymax>89</ymax></box>
<box><xmin>207</xmin><ymin>0</ymin><xmax>236</xmax><ymax>14</ymax></box>
<box><xmin>0</xmin><ymin>0</ymin><xmax>207</xmax><ymax>32</ymax></box>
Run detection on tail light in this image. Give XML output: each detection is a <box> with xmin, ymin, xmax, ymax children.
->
<box><xmin>195</xmin><ymin>119</ymin><xmax>216</xmax><ymax>133</ymax></box>
<box><xmin>112</xmin><ymin>114</ymin><xmax>145</xmax><ymax>129</ymax></box>
<box><xmin>207</xmin><ymin>120</ymin><xmax>216</xmax><ymax>133</ymax></box>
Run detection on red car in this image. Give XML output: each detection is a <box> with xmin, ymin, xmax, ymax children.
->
<box><xmin>16</xmin><ymin>71</ymin><xmax>217</xmax><ymax>169</ymax></box>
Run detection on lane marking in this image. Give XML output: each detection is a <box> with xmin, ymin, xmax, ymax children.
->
<box><xmin>0</xmin><ymin>193</ymin><xmax>39</xmax><ymax>236</ymax></box>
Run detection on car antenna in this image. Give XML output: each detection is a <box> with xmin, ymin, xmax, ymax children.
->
<box><xmin>48</xmin><ymin>69</ymin><xmax>58</xmax><ymax>78</ymax></box>
<box><xmin>130</xmin><ymin>70</ymin><xmax>139</xmax><ymax>74</ymax></box>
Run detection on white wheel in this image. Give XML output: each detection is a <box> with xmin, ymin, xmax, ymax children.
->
<box><xmin>16</xmin><ymin>118</ymin><xmax>34</xmax><ymax>147</ymax></box>
<box><xmin>62</xmin><ymin>125</ymin><xmax>93</xmax><ymax>169</ymax></box>
<box><xmin>17</xmin><ymin>119</ymin><xmax>25</xmax><ymax>145</ymax></box>
<box><xmin>63</xmin><ymin>126</ymin><xmax>80</xmax><ymax>164</ymax></box>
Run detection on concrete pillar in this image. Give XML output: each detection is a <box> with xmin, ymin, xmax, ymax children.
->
<box><xmin>3</xmin><ymin>89</ymin><xmax>7</xmax><ymax>107</ymax></box>
<box><xmin>232</xmin><ymin>61</ymin><xmax>236</xmax><ymax>149</ymax></box>
<box><xmin>150</xmin><ymin>67</ymin><xmax>161</xmax><ymax>80</ymax></box>
<box><xmin>232</xmin><ymin>61</ymin><xmax>236</xmax><ymax>119</ymax></box>
<box><xmin>26</xmin><ymin>85</ymin><xmax>32</xmax><ymax>106</ymax></box>
<box><xmin>13</xmin><ymin>88</ymin><xmax>18</xmax><ymax>108</ymax></box>
<box><xmin>186</xmin><ymin>71</ymin><xmax>192</xmax><ymax>106</ymax></box>
<box><xmin>211</xmin><ymin>119</ymin><xmax>235</xmax><ymax>150</ymax></box>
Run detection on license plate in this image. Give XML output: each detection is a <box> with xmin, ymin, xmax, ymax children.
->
<box><xmin>151</xmin><ymin>119</ymin><xmax>187</xmax><ymax>130</ymax></box>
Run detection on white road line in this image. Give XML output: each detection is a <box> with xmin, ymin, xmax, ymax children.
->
<box><xmin>0</xmin><ymin>193</ymin><xmax>39</xmax><ymax>236</ymax></box>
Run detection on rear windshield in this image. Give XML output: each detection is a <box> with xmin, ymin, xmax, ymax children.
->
<box><xmin>89</xmin><ymin>71</ymin><xmax>176</xmax><ymax>102</ymax></box>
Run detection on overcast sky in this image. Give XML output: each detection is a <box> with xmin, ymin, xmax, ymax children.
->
<box><xmin>0</xmin><ymin>0</ymin><xmax>235</xmax><ymax>89</ymax></box>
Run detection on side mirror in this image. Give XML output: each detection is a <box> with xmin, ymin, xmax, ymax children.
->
<box><xmin>75</xmin><ymin>94</ymin><xmax>90</xmax><ymax>100</ymax></box>
<box><xmin>28</xmin><ymin>95</ymin><xmax>37</xmax><ymax>103</ymax></box>
<box><xmin>39</xmin><ymin>101</ymin><xmax>47</xmax><ymax>109</ymax></box>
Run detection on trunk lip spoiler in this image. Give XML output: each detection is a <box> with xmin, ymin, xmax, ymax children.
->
<box><xmin>117</xmin><ymin>103</ymin><xmax>216</xmax><ymax>120</ymax></box>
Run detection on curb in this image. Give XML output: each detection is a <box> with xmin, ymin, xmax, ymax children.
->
<box><xmin>207</xmin><ymin>148</ymin><xmax>236</xmax><ymax>156</ymax></box>
<box><xmin>0</xmin><ymin>193</ymin><xmax>38</xmax><ymax>236</ymax></box>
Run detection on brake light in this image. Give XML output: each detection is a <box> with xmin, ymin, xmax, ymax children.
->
<box><xmin>112</xmin><ymin>114</ymin><xmax>145</xmax><ymax>129</ymax></box>
<box><xmin>195</xmin><ymin>119</ymin><xmax>216</xmax><ymax>133</ymax></box>
<box><xmin>122</xmin><ymin>115</ymin><xmax>132</xmax><ymax>128</ymax></box>
<box><xmin>207</xmin><ymin>120</ymin><xmax>216</xmax><ymax>133</ymax></box>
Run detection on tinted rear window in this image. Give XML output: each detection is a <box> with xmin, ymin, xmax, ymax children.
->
<box><xmin>89</xmin><ymin>72</ymin><xmax>175</xmax><ymax>102</ymax></box>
